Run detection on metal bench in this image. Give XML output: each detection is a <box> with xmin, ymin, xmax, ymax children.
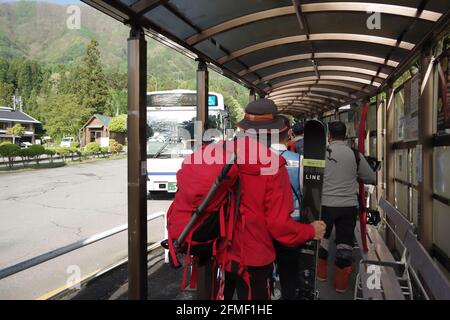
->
<box><xmin>355</xmin><ymin>197</ymin><xmax>450</xmax><ymax>300</ymax></box>
<box><xmin>354</xmin><ymin>223</ymin><xmax>405</xmax><ymax>300</ymax></box>
<box><xmin>403</xmin><ymin>228</ymin><xmax>450</xmax><ymax>300</ymax></box>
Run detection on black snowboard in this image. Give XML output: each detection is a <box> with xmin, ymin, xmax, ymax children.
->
<box><xmin>296</xmin><ymin>119</ymin><xmax>327</xmax><ymax>300</ymax></box>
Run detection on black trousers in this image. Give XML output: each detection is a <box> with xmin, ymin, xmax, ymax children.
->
<box><xmin>274</xmin><ymin>241</ymin><xmax>300</xmax><ymax>300</ymax></box>
<box><xmin>318</xmin><ymin>206</ymin><xmax>357</xmax><ymax>268</ymax></box>
<box><xmin>223</xmin><ymin>264</ymin><xmax>273</xmax><ymax>300</ymax></box>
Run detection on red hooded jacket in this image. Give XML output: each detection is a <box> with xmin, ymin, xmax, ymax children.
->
<box><xmin>227</xmin><ymin>136</ymin><xmax>315</xmax><ymax>267</ymax></box>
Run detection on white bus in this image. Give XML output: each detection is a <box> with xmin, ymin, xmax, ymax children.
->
<box><xmin>146</xmin><ymin>89</ymin><xmax>230</xmax><ymax>197</ymax></box>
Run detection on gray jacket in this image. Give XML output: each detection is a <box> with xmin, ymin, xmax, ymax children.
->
<box><xmin>322</xmin><ymin>140</ymin><xmax>376</xmax><ymax>207</ymax></box>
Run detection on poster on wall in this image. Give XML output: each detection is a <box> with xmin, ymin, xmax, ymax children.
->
<box><xmin>398</xmin><ymin>115</ymin><xmax>405</xmax><ymax>140</ymax></box>
<box><xmin>394</xmin><ymin>90</ymin><xmax>405</xmax><ymax>141</ymax></box>
<box><xmin>415</xmin><ymin>144</ymin><xmax>422</xmax><ymax>183</ymax></box>
<box><xmin>347</xmin><ymin>109</ymin><xmax>356</xmax><ymax>138</ymax></box>
<box><xmin>404</xmin><ymin>74</ymin><xmax>420</xmax><ymax>140</ymax></box>
<box><xmin>436</xmin><ymin>49</ymin><xmax>450</xmax><ymax>134</ymax></box>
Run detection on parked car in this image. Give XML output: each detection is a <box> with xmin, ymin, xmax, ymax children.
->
<box><xmin>60</xmin><ymin>137</ymin><xmax>75</xmax><ymax>147</ymax></box>
<box><xmin>19</xmin><ymin>142</ymin><xmax>32</xmax><ymax>148</ymax></box>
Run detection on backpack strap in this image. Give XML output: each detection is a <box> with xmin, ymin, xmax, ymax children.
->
<box><xmin>281</xmin><ymin>150</ymin><xmax>302</xmax><ymax>205</ymax></box>
<box><xmin>352</xmin><ymin>147</ymin><xmax>361</xmax><ymax>172</ymax></box>
<box><xmin>166</xmin><ymin>206</ymin><xmax>181</xmax><ymax>268</ymax></box>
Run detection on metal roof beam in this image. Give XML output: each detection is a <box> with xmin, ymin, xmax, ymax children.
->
<box><xmin>254</xmin><ymin>66</ymin><xmax>388</xmax><ymax>85</ymax></box>
<box><xmin>186</xmin><ymin>3</ymin><xmax>442</xmax><ymax>45</ymax></box>
<box><xmin>268</xmin><ymin>86</ymin><xmax>356</xmax><ymax>99</ymax></box>
<box><xmin>273</xmin><ymin>95</ymin><xmax>340</xmax><ymax>107</ymax></box>
<box><xmin>273</xmin><ymin>92</ymin><xmax>344</xmax><ymax>103</ymax></box>
<box><xmin>278</xmin><ymin>103</ymin><xmax>330</xmax><ymax>113</ymax></box>
<box><xmin>273</xmin><ymin>97</ymin><xmax>340</xmax><ymax>107</ymax></box>
<box><xmin>217</xmin><ymin>34</ymin><xmax>414</xmax><ymax>64</ymax></box>
<box><xmin>268</xmin><ymin>75</ymin><xmax>381</xmax><ymax>90</ymax></box>
<box><xmin>268</xmin><ymin>79</ymin><xmax>368</xmax><ymax>93</ymax></box>
<box><xmin>238</xmin><ymin>53</ymin><xmax>398</xmax><ymax>76</ymax></box>
<box><xmin>131</xmin><ymin>0</ymin><xmax>169</xmax><ymax>16</ymax></box>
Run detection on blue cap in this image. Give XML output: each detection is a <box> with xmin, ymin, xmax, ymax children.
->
<box><xmin>292</xmin><ymin>122</ymin><xmax>304</xmax><ymax>135</ymax></box>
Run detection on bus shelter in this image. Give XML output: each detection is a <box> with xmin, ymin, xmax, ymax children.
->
<box><xmin>80</xmin><ymin>0</ymin><xmax>450</xmax><ymax>299</ymax></box>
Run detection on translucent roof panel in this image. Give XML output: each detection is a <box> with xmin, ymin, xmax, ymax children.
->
<box><xmin>169</xmin><ymin>0</ymin><xmax>293</xmax><ymax>31</ymax></box>
<box><xmin>84</xmin><ymin>0</ymin><xmax>450</xmax><ymax>114</ymax></box>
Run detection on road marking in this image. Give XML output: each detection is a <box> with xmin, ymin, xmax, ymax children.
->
<box><xmin>35</xmin><ymin>268</ymin><xmax>101</xmax><ymax>300</ymax></box>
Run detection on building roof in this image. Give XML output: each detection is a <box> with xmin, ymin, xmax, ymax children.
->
<box><xmin>81</xmin><ymin>0</ymin><xmax>450</xmax><ymax>117</ymax></box>
<box><xmin>95</xmin><ymin>114</ymin><xmax>112</xmax><ymax>127</ymax></box>
<box><xmin>83</xmin><ymin>114</ymin><xmax>112</xmax><ymax>129</ymax></box>
<box><xmin>0</xmin><ymin>106</ymin><xmax>40</xmax><ymax>124</ymax></box>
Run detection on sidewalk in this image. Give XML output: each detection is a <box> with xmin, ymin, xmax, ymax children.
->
<box><xmin>61</xmin><ymin>240</ymin><xmax>359</xmax><ymax>300</ymax></box>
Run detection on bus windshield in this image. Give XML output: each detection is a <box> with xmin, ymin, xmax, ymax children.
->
<box><xmin>146</xmin><ymin>110</ymin><xmax>195</xmax><ymax>158</ymax></box>
<box><xmin>146</xmin><ymin>110</ymin><xmax>227</xmax><ymax>157</ymax></box>
<box><xmin>146</xmin><ymin>91</ymin><xmax>228</xmax><ymax>158</ymax></box>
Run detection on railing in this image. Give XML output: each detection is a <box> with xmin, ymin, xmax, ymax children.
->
<box><xmin>0</xmin><ymin>151</ymin><xmax>126</xmax><ymax>168</ymax></box>
<box><xmin>0</xmin><ymin>211</ymin><xmax>168</xmax><ymax>281</ymax></box>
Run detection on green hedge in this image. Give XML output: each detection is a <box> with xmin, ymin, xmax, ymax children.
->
<box><xmin>109</xmin><ymin>114</ymin><xmax>127</xmax><ymax>133</ymax></box>
<box><xmin>85</xmin><ymin>142</ymin><xmax>101</xmax><ymax>154</ymax></box>
<box><xmin>0</xmin><ymin>143</ymin><xmax>21</xmax><ymax>168</ymax></box>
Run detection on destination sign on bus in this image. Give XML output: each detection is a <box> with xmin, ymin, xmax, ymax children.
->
<box><xmin>148</xmin><ymin>93</ymin><xmax>218</xmax><ymax>107</ymax></box>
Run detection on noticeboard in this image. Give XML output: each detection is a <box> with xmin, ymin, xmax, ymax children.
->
<box><xmin>436</xmin><ymin>51</ymin><xmax>450</xmax><ymax>134</ymax></box>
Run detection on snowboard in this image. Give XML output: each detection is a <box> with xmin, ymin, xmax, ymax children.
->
<box><xmin>296</xmin><ymin>119</ymin><xmax>327</xmax><ymax>300</ymax></box>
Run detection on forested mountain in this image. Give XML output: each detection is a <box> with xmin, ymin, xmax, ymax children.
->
<box><xmin>0</xmin><ymin>1</ymin><xmax>247</xmax><ymax>139</ymax></box>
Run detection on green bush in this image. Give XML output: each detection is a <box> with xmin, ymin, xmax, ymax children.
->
<box><xmin>85</xmin><ymin>142</ymin><xmax>101</xmax><ymax>154</ymax></box>
<box><xmin>80</xmin><ymin>150</ymin><xmax>88</xmax><ymax>160</ymax></box>
<box><xmin>109</xmin><ymin>139</ymin><xmax>124</xmax><ymax>154</ymax></box>
<box><xmin>100</xmin><ymin>147</ymin><xmax>109</xmax><ymax>156</ymax></box>
<box><xmin>70</xmin><ymin>141</ymin><xmax>80</xmax><ymax>148</ymax></box>
<box><xmin>45</xmin><ymin>149</ymin><xmax>56</xmax><ymax>157</ymax></box>
<box><xmin>109</xmin><ymin>114</ymin><xmax>127</xmax><ymax>133</ymax></box>
<box><xmin>45</xmin><ymin>148</ymin><xmax>56</xmax><ymax>163</ymax></box>
<box><xmin>55</xmin><ymin>147</ymin><xmax>70</xmax><ymax>161</ymax></box>
<box><xmin>18</xmin><ymin>148</ymin><xmax>33</xmax><ymax>166</ymax></box>
<box><xmin>0</xmin><ymin>141</ymin><xmax>12</xmax><ymax>147</ymax></box>
<box><xmin>0</xmin><ymin>143</ymin><xmax>20</xmax><ymax>168</ymax></box>
<box><xmin>28</xmin><ymin>144</ymin><xmax>46</xmax><ymax>165</ymax></box>
<box><xmin>68</xmin><ymin>147</ymin><xmax>81</xmax><ymax>155</ymax></box>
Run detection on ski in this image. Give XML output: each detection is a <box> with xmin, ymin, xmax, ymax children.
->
<box><xmin>357</xmin><ymin>103</ymin><xmax>369</xmax><ymax>253</ymax></box>
<box><xmin>297</xmin><ymin>119</ymin><xmax>327</xmax><ymax>300</ymax></box>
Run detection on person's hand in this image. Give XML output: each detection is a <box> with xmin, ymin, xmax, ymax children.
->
<box><xmin>311</xmin><ymin>220</ymin><xmax>326</xmax><ymax>240</ymax></box>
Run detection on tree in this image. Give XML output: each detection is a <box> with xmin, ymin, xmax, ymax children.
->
<box><xmin>0</xmin><ymin>143</ymin><xmax>20</xmax><ymax>168</ymax></box>
<box><xmin>44</xmin><ymin>148</ymin><xmax>55</xmax><ymax>163</ymax></box>
<box><xmin>75</xmin><ymin>39</ymin><xmax>108</xmax><ymax>115</ymax></box>
<box><xmin>55</xmin><ymin>147</ymin><xmax>70</xmax><ymax>162</ymax></box>
<box><xmin>18</xmin><ymin>148</ymin><xmax>32</xmax><ymax>167</ymax></box>
<box><xmin>28</xmin><ymin>144</ymin><xmax>45</xmax><ymax>165</ymax></box>
<box><xmin>17</xmin><ymin>60</ymin><xmax>43</xmax><ymax>101</ymax></box>
<box><xmin>106</xmin><ymin>88</ymin><xmax>127</xmax><ymax>116</ymax></box>
<box><xmin>39</xmin><ymin>93</ymin><xmax>92</xmax><ymax>139</ymax></box>
<box><xmin>223</xmin><ymin>94</ymin><xmax>244</xmax><ymax>126</ymax></box>
<box><xmin>109</xmin><ymin>114</ymin><xmax>127</xmax><ymax>133</ymax></box>
<box><xmin>6</xmin><ymin>123</ymin><xmax>25</xmax><ymax>144</ymax></box>
<box><xmin>0</xmin><ymin>59</ymin><xmax>9</xmax><ymax>82</ymax></box>
<box><xmin>0</xmin><ymin>82</ymin><xmax>14</xmax><ymax>107</ymax></box>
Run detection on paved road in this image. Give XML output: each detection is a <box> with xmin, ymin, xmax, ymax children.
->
<box><xmin>0</xmin><ymin>158</ymin><xmax>171</xmax><ymax>300</ymax></box>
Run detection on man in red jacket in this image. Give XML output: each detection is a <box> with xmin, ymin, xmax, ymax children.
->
<box><xmin>222</xmin><ymin>99</ymin><xmax>326</xmax><ymax>300</ymax></box>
